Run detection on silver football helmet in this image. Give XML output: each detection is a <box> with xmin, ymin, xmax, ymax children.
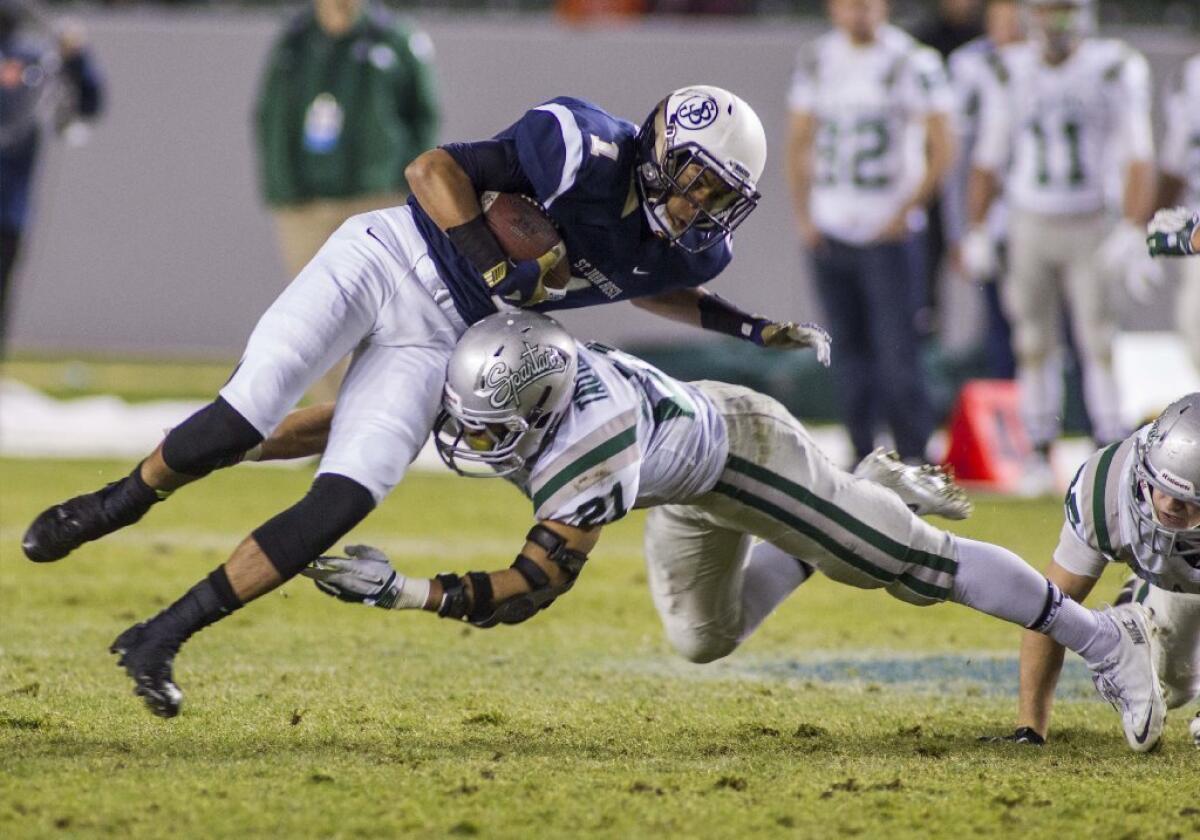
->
<box><xmin>635</xmin><ymin>85</ymin><xmax>767</xmax><ymax>254</ymax></box>
<box><xmin>433</xmin><ymin>312</ymin><xmax>578</xmax><ymax>478</ymax></box>
<box><xmin>1126</xmin><ymin>393</ymin><xmax>1200</xmax><ymax>567</ymax></box>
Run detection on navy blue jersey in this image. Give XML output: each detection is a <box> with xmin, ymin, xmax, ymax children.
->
<box><xmin>409</xmin><ymin>97</ymin><xmax>732</xmax><ymax>325</ymax></box>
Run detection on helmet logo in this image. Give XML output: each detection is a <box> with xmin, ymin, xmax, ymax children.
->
<box><xmin>481</xmin><ymin>342</ymin><xmax>568</xmax><ymax>409</ymax></box>
<box><xmin>672</xmin><ymin>94</ymin><xmax>719</xmax><ymax>131</ymax></box>
<box><xmin>1157</xmin><ymin>468</ymin><xmax>1196</xmax><ymax>497</ymax></box>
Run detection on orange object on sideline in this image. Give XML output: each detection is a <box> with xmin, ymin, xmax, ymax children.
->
<box><xmin>556</xmin><ymin>0</ymin><xmax>647</xmax><ymax>23</ymax></box>
<box><xmin>942</xmin><ymin>380</ymin><xmax>1031</xmax><ymax>491</ymax></box>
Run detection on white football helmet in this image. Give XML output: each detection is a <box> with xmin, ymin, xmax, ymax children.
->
<box><xmin>433</xmin><ymin>312</ymin><xmax>578</xmax><ymax>478</ymax></box>
<box><xmin>1126</xmin><ymin>394</ymin><xmax>1200</xmax><ymax>570</ymax></box>
<box><xmin>635</xmin><ymin>85</ymin><xmax>767</xmax><ymax>254</ymax></box>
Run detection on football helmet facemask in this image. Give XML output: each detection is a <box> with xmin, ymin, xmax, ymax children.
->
<box><xmin>1126</xmin><ymin>393</ymin><xmax>1200</xmax><ymax>569</ymax></box>
<box><xmin>635</xmin><ymin>85</ymin><xmax>767</xmax><ymax>254</ymax></box>
<box><xmin>434</xmin><ymin>312</ymin><xmax>578</xmax><ymax>478</ymax></box>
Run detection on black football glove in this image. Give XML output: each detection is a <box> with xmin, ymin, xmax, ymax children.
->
<box><xmin>978</xmin><ymin>726</ymin><xmax>1046</xmax><ymax>746</ymax></box>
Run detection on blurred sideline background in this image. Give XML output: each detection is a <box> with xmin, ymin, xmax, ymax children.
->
<box><xmin>2</xmin><ymin>0</ymin><xmax>1198</xmax><ymax>459</ymax></box>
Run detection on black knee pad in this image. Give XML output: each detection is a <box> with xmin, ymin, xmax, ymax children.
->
<box><xmin>161</xmin><ymin>397</ymin><xmax>263</xmax><ymax>477</ymax></box>
<box><xmin>252</xmin><ymin>473</ymin><xmax>375</xmax><ymax>580</ymax></box>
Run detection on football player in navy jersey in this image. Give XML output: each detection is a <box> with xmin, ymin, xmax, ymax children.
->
<box><xmin>21</xmin><ymin>85</ymin><xmax>832</xmax><ymax>717</ymax></box>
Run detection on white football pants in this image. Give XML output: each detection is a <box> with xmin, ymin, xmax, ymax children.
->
<box><xmin>642</xmin><ymin>382</ymin><xmax>958</xmax><ymax>664</ymax></box>
<box><xmin>1005</xmin><ymin>209</ymin><xmax>1123</xmax><ymax>445</ymax></box>
<box><xmin>220</xmin><ymin>205</ymin><xmax>468</xmax><ymax>502</ymax></box>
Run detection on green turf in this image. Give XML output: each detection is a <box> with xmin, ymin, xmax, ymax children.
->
<box><xmin>1</xmin><ymin>459</ymin><xmax>1194</xmax><ymax>839</ymax></box>
<box><xmin>2</xmin><ymin>356</ymin><xmax>236</xmax><ymax>403</ymax></box>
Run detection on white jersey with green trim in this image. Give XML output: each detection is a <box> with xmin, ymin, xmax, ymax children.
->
<box><xmin>514</xmin><ymin>343</ymin><xmax>728</xmax><ymax>527</ymax></box>
<box><xmin>1056</xmin><ymin>427</ymin><xmax>1200</xmax><ymax>595</ymax></box>
<box><xmin>973</xmin><ymin>39</ymin><xmax>1154</xmax><ymax>216</ymax></box>
<box><xmin>788</xmin><ymin>24</ymin><xmax>954</xmax><ymax>245</ymax></box>
<box><xmin>1161</xmin><ymin>53</ymin><xmax>1200</xmax><ymax>205</ymax></box>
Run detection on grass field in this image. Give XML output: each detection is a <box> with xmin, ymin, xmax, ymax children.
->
<box><xmin>1</xmin><ymin>458</ymin><xmax>1195</xmax><ymax>839</ymax></box>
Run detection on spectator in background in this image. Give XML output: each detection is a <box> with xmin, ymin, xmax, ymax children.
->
<box><xmin>0</xmin><ymin>0</ymin><xmax>102</xmax><ymax>350</ymax></box>
<box><xmin>255</xmin><ymin>0</ymin><xmax>438</xmax><ymax>402</ymax></box>
<box><xmin>786</xmin><ymin>0</ymin><xmax>955</xmax><ymax>465</ymax></box>
<box><xmin>913</xmin><ymin>0</ymin><xmax>983</xmax><ymax>337</ymax></box>
<box><xmin>914</xmin><ymin>0</ymin><xmax>984</xmax><ymax>58</ymax></box>
<box><xmin>944</xmin><ymin>0</ymin><xmax>1024</xmax><ymax>379</ymax></box>
<box><xmin>1156</xmin><ymin>53</ymin><xmax>1200</xmax><ymax>370</ymax></box>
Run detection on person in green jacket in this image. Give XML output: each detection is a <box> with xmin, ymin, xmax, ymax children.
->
<box><xmin>255</xmin><ymin>0</ymin><xmax>439</xmax><ymax>399</ymax></box>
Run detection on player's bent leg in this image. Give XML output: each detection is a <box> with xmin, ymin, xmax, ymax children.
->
<box><xmin>111</xmin><ymin>473</ymin><xmax>376</xmax><ymax>717</ymax></box>
<box><xmin>644</xmin><ymin>505</ymin><xmax>752</xmax><ymax>664</ymax></box>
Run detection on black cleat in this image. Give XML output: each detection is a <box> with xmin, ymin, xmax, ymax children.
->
<box><xmin>23</xmin><ymin>489</ymin><xmax>110</xmax><ymax>562</ymax></box>
<box><xmin>23</xmin><ymin>473</ymin><xmax>157</xmax><ymax>563</ymax></box>
<box><xmin>110</xmin><ymin>623</ymin><xmax>184</xmax><ymax>718</ymax></box>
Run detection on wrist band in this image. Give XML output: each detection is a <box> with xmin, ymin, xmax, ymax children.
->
<box><xmin>446</xmin><ymin>215</ymin><xmax>508</xmax><ymax>279</ymax></box>
<box><xmin>697</xmin><ymin>292</ymin><xmax>770</xmax><ymax>344</ymax></box>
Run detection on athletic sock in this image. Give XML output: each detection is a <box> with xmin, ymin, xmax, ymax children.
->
<box><xmin>99</xmin><ymin>463</ymin><xmax>163</xmax><ymax>527</ymax></box>
<box><xmin>1028</xmin><ymin>579</ymin><xmax>1119</xmax><ymax>665</ymax></box>
<box><xmin>737</xmin><ymin>541</ymin><xmax>813</xmax><ymax>643</ymax></box>
<box><xmin>144</xmin><ymin>567</ymin><xmax>243</xmax><ymax>645</ymax></box>
<box><xmin>950</xmin><ymin>537</ymin><xmax>1118</xmax><ymax>664</ymax></box>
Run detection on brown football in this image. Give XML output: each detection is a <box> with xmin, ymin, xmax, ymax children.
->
<box><xmin>481</xmin><ymin>191</ymin><xmax>571</xmax><ymax>292</ymax></box>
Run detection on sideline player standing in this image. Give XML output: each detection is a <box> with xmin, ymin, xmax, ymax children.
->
<box><xmin>22</xmin><ymin>86</ymin><xmax>831</xmax><ymax>717</ymax></box>
<box><xmin>988</xmin><ymin>394</ymin><xmax>1200</xmax><ymax>749</ymax></box>
<box><xmin>303</xmin><ymin>311</ymin><xmax>1168</xmax><ymax>753</ymax></box>
<box><xmin>786</xmin><ymin>0</ymin><xmax>955</xmax><ymax>465</ymax></box>
<box><xmin>943</xmin><ymin>0</ymin><xmax>1025</xmax><ymax>379</ymax></box>
<box><xmin>965</xmin><ymin>0</ymin><xmax>1158</xmax><ymax>493</ymax></box>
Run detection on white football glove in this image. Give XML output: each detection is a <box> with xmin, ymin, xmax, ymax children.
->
<box><xmin>759</xmin><ymin>321</ymin><xmax>833</xmax><ymax>367</ymax></box>
<box><xmin>1146</xmin><ymin>206</ymin><xmax>1199</xmax><ymax>257</ymax></box>
<box><xmin>302</xmin><ymin>544</ymin><xmax>430</xmax><ymax>610</ymax></box>
<box><xmin>1102</xmin><ymin>220</ymin><xmax>1166</xmax><ymax>304</ymax></box>
<box><xmin>960</xmin><ymin>227</ymin><xmax>998</xmax><ymax>283</ymax></box>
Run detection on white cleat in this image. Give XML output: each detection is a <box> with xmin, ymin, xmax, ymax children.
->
<box><xmin>853</xmin><ymin>448</ymin><xmax>973</xmax><ymax>520</ymax></box>
<box><xmin>1088</xmin><ymin>604</ymin><xmax>1166</xmax><ymax>753</ymax></box>
<box><xmin>1189</xmin><ymin>712</ymin><xmax>1200</xmax><ymax>749</ymax></box>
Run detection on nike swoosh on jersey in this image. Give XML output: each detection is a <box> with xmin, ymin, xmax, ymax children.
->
<box><xmin>632</xmin><ymin>267</ymin><xmax>650</xmax><ymax>275</ymax></box>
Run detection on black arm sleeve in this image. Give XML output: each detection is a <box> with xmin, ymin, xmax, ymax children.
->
<box><xmin>441</xmin><ymin>139</ymin><xmax>534</xmax><ymax>196</ymax></box>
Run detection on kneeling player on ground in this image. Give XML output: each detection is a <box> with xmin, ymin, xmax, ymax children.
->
<box><xmin>989</xmin><ymin>394</ymin><xmax>1200</xmax><ymax>750</ymax></box>
<box><xmin>304</xmin><ymin>311</ymin><xmax>1168</xmax><ymax>752</ymax></box>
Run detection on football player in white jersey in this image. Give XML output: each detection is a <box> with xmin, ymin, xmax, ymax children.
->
<box><xmin>301</xmin><ymin>311</ymin><xmax>1169</xmax><ymax>752</ymax></box>
<box><xmin>786</xmin><ymin>0</ymin><xmax>956</xmax><ymax>464</ymax></box>
<box><xmin>1147</xmin><ymin>54</ymin><xmax>1200</xmax><ymax>369</ymax></box>
<box><xmin>966</xmin><ymin>0</ymin><xmax>1158</xmax><ymax>493</ymax></box>
<box><xmin>991</xmin><ymin>394</ymin><xmax>1200</xmax><ymax>749</ymax></box>
<box><xmin>21</xmin><ymin>87</ymin><xmax>833</xmax><ymax>718</ymax></box>
<box><xmin>944</xmin><ymin>0</ymin><xmax>1025</xmax><ymax>378</ymax></box>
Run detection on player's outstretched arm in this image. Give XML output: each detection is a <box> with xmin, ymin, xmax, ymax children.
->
<box><xmin>632</xmin><ymin>289</ymin><xmax>832</xmax><ymax>366</ymax></box>
<box><xmin>1014</xmin><ymin>561</ymin><xmax>1099</xmax><ymax>741</ymax></box>
<box><xmin>304</xmin><ymin>520</ymin><xmax>601</xmax><ymax>628</ymax></box>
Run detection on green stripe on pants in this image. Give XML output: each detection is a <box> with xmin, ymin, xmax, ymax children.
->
<box><xmin>725</xmin><ymin>455</ymin><xmax>958</xmax><ymax>577</ymax></box>
<box><xmin>711</xmin><ymin>481</ymin><xmax>952</xmax><ymax>602</ymax></box>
